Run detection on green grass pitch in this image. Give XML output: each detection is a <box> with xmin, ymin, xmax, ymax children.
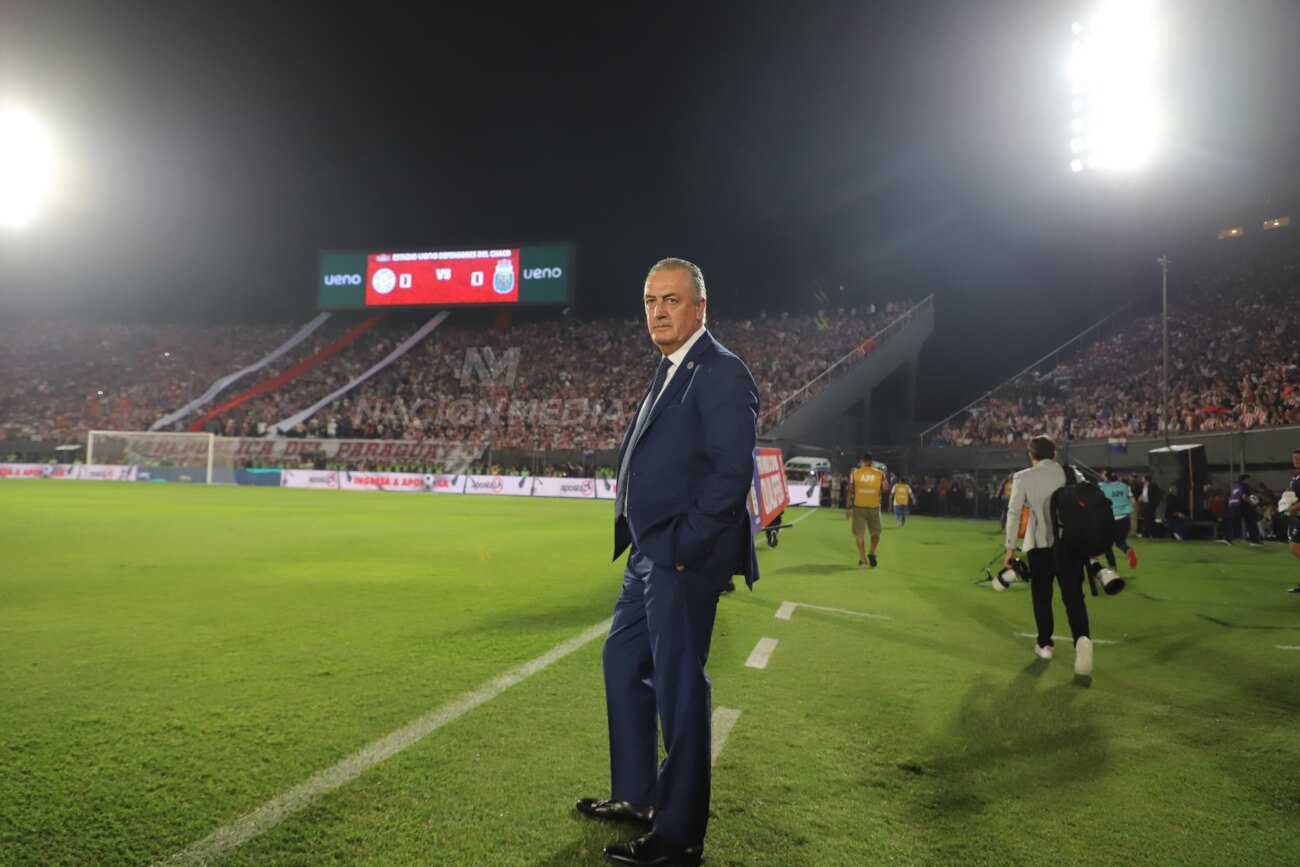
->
<box><xmin>2</xmin><ymin>481</ymin><xmax>1299</xmax><ymax>866</ymax></box>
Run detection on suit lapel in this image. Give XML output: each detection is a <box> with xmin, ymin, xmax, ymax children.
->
<box><xmin>639</xmin><ymin>330</ymin><xmax>714</xmax><ymax>440</ymax></box>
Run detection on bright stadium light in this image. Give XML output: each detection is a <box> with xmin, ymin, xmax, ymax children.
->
<box><xmin>0</xmin><ymin>107</ymin><xmax>54</xmax><ymax>229</ymax></box>
<box><xmin>1067</xmin><ymin>0</ymin><xmax>1159</xmax><ymax>173</ymax></box>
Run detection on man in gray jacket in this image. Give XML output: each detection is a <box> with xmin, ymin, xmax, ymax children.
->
<box><xmin>1003</xmin><ymin>435</ymin><xmax>1093</xmax><ymax>676</ymax></box>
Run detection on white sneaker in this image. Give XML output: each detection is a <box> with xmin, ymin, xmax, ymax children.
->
<box><xmin>1217</xmin><ymin>539</ymin><xmax>1232</xmax><ymax>546</ymax></box>
<box><xmin>1074</xmin><ymin>637</ymin><xmax>1094</xmax><ymax>676</ymax></box>
<box><xmin>1034</xmin><ymin>645</ymin><xmax>1054</xmax><ymax>661</ymax></box>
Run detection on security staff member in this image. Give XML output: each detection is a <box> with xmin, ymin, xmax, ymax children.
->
<box><xmin>846</xmin><ymin>452</ymin><xmax>889</xmax><ymax>567</ymax></box>
<box><xmin>1004</xmin><ymin>435</ymin><xmax>1093</xmax><ymax>676</ymax></box>
<box><xmin>891</xmin><ymin>477</ymin><xmax>914</xmax><ymax>528</ymax></box>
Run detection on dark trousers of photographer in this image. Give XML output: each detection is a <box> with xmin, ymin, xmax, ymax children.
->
<box><xmin>1027</xmin><ymin>547</ymin><xmax>1089</xmax><ymax>649</ymax></box>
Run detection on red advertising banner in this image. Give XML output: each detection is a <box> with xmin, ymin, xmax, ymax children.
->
<box><xmin>365</xmin><ymin>249</ymin><xmax>521</xmax><ymax>306</ymax></box>
<box><xmin>0</xmin><ymin>463</ymin><xmax>77</xmax><ymax>479</ymax></box>
<box><xmin>749</xmin><ymin>447</ymin><xmax>790</xmax><ymax>532</ymax></box>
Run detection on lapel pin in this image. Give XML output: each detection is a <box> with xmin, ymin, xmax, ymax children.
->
<box><xmin>687</xmin><ymin>362</ymin><xmax>695</xmax><ymax>370</ymax></box>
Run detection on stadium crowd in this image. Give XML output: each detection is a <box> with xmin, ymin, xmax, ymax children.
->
<box><xmin>1</xmin><ymin>304</ymin><xmax>914</xmax><ymax>450</ymax></box>
<box><xmin>928</xmin><ymin>256</ymin><xmax>1300</xmax><ymax>447</ymax></box>
<box><xmin>0</xmin><ymin>320</ymin><xmax>305</xmax><ymax>443</ymax></box>
<box><xmin>310</xmin><ymin>305</ymin><xmax>910</xmax><ymax>450</ymax></box>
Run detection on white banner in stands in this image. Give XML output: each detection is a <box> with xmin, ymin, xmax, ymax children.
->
<box><xmin>787</xmin><ymin>481</ymin><xmax>822</xmax><ymax>507</ymax></box>
<box><xmin>594</xmin><ymin>478</ymin><xmax>618</xmax><ymax>501</ymax></box>
<box><xmin>464</xmin><ymin>475</ymin><xmax>534</xmax><ymax>496</ymax></box>
<box><xmin>149</xmin><ymin>312</ymin><xmax>332</xmax><ymax>431</ymax></box>
<box><xmin>80</xmin><ymin>464</ymin><xmax>139</xmax><ymax>482</ymax></box>
<box><xmin>0</xmin><ymin>463</ymin><xmax>80</xmax><ymax>479</ymax></box>
<box><xmin>280</xmin><ymin>470</ymin><xmax>340</xmax><ymax>490</ymax></box>
<box><xmin>531</xmin><ymin>477</ymin><xmax>600</xmax><ymax>499</ymax></box>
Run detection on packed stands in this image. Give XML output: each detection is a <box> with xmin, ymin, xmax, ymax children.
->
<box><xmin>0</xmin><ymin>321</ymin><xmax>304</xmax><ymax>443</ymax></box>
<box><xmin>926</xmin><ymin>252</ymin><xmax>1300</xmax><ymax>447</ymax></box>
<box><xmin>0</xmin><ymin>305</ymin><xmax>909</xmax><ymax>451</ymax></box>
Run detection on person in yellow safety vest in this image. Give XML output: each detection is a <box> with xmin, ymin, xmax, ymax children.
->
<box><xmin>846</xmin><ymin>452</ymin><xmax>890</xmax><ymax>568</ymax></box>
<box><xmin>890</xmin><ymin>477</ymin><xmax>914</xmax><ymax>528</ymax></box>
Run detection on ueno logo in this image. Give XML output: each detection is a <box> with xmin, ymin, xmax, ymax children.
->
<box><xmin>523</xmin><ymin>267</ymin><xmax>563</xmax><ymax>280</ymax></box>
<box><xmin>323</xmin><ymin>273</ymin><xmax>362</xmax><ymax>286</ymax></box>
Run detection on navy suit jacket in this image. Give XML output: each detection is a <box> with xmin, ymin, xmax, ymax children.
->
<box><xmin>613</xmin><ymin>329</ymin><xmax>760</xmax><ymax>588</ymax></box>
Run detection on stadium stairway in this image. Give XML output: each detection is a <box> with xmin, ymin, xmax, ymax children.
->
<box><xmin>762</xmin><ymin>295</ymin><xmax>934</xmax><ymax>454</ymax></box>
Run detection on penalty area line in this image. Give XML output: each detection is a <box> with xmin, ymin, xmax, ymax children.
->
<box><xmin>789</xmin><ymin>508</ymin><xmax>820</xmax><ymax>526</ymax></box>
<box><xmin>744</xmin><ymin>637</ymin><xmax>779</xmax><ymax>670</ymax></box>
<box><xmin>155</xmin><ymin>617</ymin><xmax>614</xmax><ymax>867</ymax></box>
<box><xmin>775</xmin><ymin>601</ymin><xmax>891</xmax><ymax>621</ymax></box>
<box><xmin>711</xmin><ymin>707</ymin><xmax>741</xmax><ymax>765</ymax></box>
<box><xmin>1013</xmin><ymin>632</ymin><xmax>1120</xmax><ymax>645</ymax></box>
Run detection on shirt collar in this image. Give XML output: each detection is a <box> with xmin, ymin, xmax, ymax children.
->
<box><xmin>664</xmin><ymin>326</ymin><xmax>707</xmax><ymax>369</ymax></box>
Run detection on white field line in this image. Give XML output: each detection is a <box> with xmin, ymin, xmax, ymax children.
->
<box><xmin>744</xmin><ymin>637</ymin><xmax>779</xmax><ymax>670</ymax></box>
<box><xmin>1278</xmin><ymin>646</ymin><xmax>1300</xmax><ymax>651</ymax></box>
<box><xmin>1013</xmin><ymin>632</ymin><xmax>1120</xmax><ymax>646</ymax></box>
<box><xmin>711</xmin><ymin>707</ymin><xmax>741</xmax><ymax>765</ymax></box>
<box><xmin>775</xmin><ymin>601</ymin><xmax>892</xmax><ymax>621</ymax></box>
<box><xmin>156</xmin><ymin>618</ymin><xmax>613</xmax><ymax>867</ymax></box>
<box><xmin>789</xmin><ymin>508</ymin><xmax>820</xmax><ymax>526</ymax></box>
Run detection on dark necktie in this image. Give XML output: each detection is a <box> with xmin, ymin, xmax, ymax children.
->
<box><xmin>615</xmin><ymin>355</ymin><xmax>673</xmax><ymax>517</ymax></box>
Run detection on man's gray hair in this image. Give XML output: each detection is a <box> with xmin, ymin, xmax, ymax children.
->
<box><xmin>645</xmin><ymin>257</ymin><xmax>707</xmax><ymax>323</ymax></box>
<box><xmin>647</xmin><ymin>258</ymin><xmax>707</xmax><ymax>303</ymax></box>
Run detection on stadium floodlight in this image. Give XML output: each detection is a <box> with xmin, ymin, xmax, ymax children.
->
<box><xmin>1066</xmin><ymin>0</ymin><xmax>1160</xmax><ymax>173</ymax></box>
<box><xmin>0</xmin><ymin>107</ymin><xmax>54</xmax><ymax>229</ymax></box>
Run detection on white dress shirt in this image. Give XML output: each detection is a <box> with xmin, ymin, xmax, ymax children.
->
<box><xmin>635</xmin><ymin>325</ymin><xmax>707</xmax><ymax>426</ymax></box>
<box><xmin>622</xmin><ymin>326</ymin><xmax>708</xmax><ymax>516</ymax></box>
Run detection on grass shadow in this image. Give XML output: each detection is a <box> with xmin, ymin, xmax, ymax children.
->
<box><xmin>771</xmin><ymin>563</ymin><xmax>865</xmax><ymax>576</ymax></box>
<box><xmin>898</xmin><ymin>661</ymin><xmax>1109</xmax><ymax>822</ymax></box>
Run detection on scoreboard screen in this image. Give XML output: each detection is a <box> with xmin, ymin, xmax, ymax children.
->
<box><xmin>318</xmin><ymin>243</ymin><xmax>573</xmax><ymax>309</ymax></box>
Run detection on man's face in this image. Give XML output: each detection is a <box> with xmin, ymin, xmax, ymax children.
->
<box><xmin>644</xmin><ymin>268</ymin><xmax>705</xmax><ymax>355</ymax></box>
<box><xmin>1293</xmin><ymin>452</ymin><xmax>1300</xmax><ymax>469</ymax></box>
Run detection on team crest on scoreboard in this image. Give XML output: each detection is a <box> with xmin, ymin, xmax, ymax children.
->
<box><xmin>492</xmin><ymin>259</ymin><xmax>516</xmax><ymax>294</ymax></box>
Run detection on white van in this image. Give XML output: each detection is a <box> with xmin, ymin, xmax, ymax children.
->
<box><xmin>783</xmin><ymin>456</ymin><xmax>830</xmax><ymax>480</ymax></box>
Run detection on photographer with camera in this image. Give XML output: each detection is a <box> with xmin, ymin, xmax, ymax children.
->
<box><xmin>1003</xmin><ymin>435</ymin><xmax>1093</xmax><ymax>676</ymax></box>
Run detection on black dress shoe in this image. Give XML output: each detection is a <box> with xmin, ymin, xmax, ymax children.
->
<box><xmin>604</xmin><ymin>832</ymin><xmax>703</xmax><ymax>866</ymax></box>
<box><xmin>575</xmin><ymin>798</ymin><xmax>654</xmax><ymax>826</ymax></box>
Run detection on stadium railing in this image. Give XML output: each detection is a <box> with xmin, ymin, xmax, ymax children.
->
<box><xmin>917</xmin><ymin>299</ymin><xmax>1137</xmax><ymax>446</ymax></box>
<box><xmin>758</xmin><ymin>294</ymin><xmax>934</xmax><ymax>433</ymax></box>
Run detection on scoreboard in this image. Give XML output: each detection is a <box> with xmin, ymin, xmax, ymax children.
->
<box><xmin>318</xmin><ymin>243</ymin><xmax>573</xmax><ymax>309</ymax></box>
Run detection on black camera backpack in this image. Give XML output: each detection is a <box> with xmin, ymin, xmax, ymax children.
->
<box><xmin>1051</xmin><ymin>466</ymin><xmax>1115</xmax><ymax>560</ymax></box>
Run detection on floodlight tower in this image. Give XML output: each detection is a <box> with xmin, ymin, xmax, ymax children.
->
<box><xmin>1067</xmin><ymin>1</ymin><xmax>1170</xmax><ymax>441</ymax></box>
<box><xmin>1067</xmin><ymin>1</ymin><xmax>1159</xmax><ymax>175</ymax></box>
<box><xmin>0</xmin><ymin>106</ymin><xmax>54</xmax><ymax>229</ymax></box>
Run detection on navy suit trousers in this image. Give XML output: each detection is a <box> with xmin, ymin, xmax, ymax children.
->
<box><xmin>602</xmin><ymin>544</ymin><xmax>726</xmax><ymax>848</ymax></box>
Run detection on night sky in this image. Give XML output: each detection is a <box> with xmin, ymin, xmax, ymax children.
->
<box><xmin>2</xmin><ymin>1</ymin><xmax>1298</xmax><ymax>420</ymax></box>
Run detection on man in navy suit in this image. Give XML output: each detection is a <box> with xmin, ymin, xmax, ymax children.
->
<box><xmin>576</xmin><ymin>258</ymin><xmax>759</xmax><ymax>867</ymax></box>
